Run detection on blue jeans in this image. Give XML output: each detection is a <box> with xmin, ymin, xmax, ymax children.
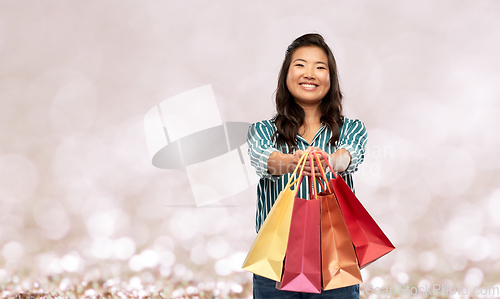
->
<box><xmin>253</xmin><ymin>275</ymin><xmax>359</xmax><ymax>299</ymax></box>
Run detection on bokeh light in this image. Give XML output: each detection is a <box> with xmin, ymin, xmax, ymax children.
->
<box><xmin>1</xmin><ymin>0</ymin><xmax>500</xmax><ymax>298</ymax></box>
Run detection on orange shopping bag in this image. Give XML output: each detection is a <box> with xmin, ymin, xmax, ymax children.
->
<box><xmin>312</xmin><ymin>153</ymin><xmax>363</xmax><ymax>290</ymax></box>
<box><xmin>317</xmin><ymin>152</ymin><xmax>395</xmax><ymax>268</ymax></box>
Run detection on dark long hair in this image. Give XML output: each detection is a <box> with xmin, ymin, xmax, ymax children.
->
<box><xmin>272</xmin><ymin>33</ymin><xmax>344</xmax><ymax>151</ymax></box>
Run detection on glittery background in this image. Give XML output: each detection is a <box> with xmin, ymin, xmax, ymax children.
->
<box><xmin>1</xmin><ymin>1</ymin><xmax>500</xmax><ymax>298</ymax></box>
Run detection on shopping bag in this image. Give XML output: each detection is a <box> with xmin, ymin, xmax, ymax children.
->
<box><xmin>278</xmin><ymin>153</ymin><xmax>322</xmax><ymax>293</ymax></box>
<box><xmin>242</xmin><ymin>153</ymin><xmax>309</xmax><ymax>281</ymax></box>
<box><xmin>317</xmin><ymin>152</ymin><xmax>395</xmax><ymax>268</ymax></box>
<box><xmin>311</xmin><ymin>153</ymin><xmax>363</xmax><ymax>290</ymax></box>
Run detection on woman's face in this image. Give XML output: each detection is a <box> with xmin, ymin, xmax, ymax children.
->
<box><xmin>286</xmin><ymin>46</ymin><xmax>330</xmax><ymax>107</ymax></box>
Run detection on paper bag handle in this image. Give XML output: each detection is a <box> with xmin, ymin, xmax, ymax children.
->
<box><xmin>315</xmin><ymin>151</ymin><xmax>338</xmax><ymax>179</ymax></box>
<box><xmin>311</xmin><ymin>152</ymin><xmax>332</xmax><ymax>193</ymax></box>
<box><xmin>285</xmin><ymin>151</ymin><xmax>311</xmax><ymax>197</ymax></box>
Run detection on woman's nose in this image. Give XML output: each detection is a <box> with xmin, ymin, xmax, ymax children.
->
<box><xmin>303</xmin><ymin>68</ymin><xmax>316</xmax><ymax>79</ymax></box>
<box><xmin>303</xmin><ymin>72</ymin><xmax>315</xmax><ymax>79</ymax></box>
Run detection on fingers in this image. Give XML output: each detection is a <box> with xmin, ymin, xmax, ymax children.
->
<box><xmin>308</xmin><ymin>150</ymin><xmax>332</xmax><ymax>172</ymax></box>
<box><xmin>291</xmin><ymin>149</ymin><xmax>330</xmax><ymax>176</ymax></box>
<box><xmin>306</xmin><ymin>147</ymin><xmax>329</xmax><ymax>162</ymax></box>
<box><xmin>290</xmin><ymin>150</ymin><xmax>308</xmax><ymax>174</ymax></box>
<box><xmin>292</xmin><ymin>152</ymin><xmax>304</xmax><ymax>166</ymax></box>
<box><xmin>301</xmin><ymin>160</ymin><xmax>321</xmax><ymax>176</ymax></box>
<box><xmin>295</xmin><ymin>149</ymin><xmax>306</xmax><ymax>155</ymax></box>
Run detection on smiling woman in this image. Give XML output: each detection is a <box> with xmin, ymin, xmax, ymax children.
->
<box><xmin>246</xmin><ymin>33</ymin><xmax>368</xmax><ymax>299</ymax></box>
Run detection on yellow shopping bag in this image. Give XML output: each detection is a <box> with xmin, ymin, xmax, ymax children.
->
<box><xmin>242</xmin><ymin>152</ymin><xmax>309</xmax><ymax>281</ymax></box>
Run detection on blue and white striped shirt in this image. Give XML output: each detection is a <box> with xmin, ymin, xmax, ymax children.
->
<box><xmin>247</xmin><ymin>118</ymin><xmax>368</xmax><ymax>232</ymax></box>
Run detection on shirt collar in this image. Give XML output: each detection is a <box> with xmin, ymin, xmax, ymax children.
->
<box><xmin>297</xmin><ymin>124</ymin><xmax>327</xmax><ymax>145</ymax></box>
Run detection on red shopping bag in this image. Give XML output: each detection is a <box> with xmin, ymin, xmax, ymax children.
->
<box><xmin>317</xmin><ymin>152</ymin><xmax>395</xmax><ymax>268</ymax></box>
<box><xmin>278</xmin><ymin>153</ymin><xmax>322</xmax><ymax>293</ymax></box>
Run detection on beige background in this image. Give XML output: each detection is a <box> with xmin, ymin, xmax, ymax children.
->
<box><xmin>1</xmin><ymin>0</ymin><xmax>499</xmax><ymax>297</ymax></box>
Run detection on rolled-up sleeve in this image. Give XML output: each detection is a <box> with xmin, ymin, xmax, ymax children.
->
<box><xmin>336</xmin><ymin>119</ymin><xmax>367</xmax><ymax>174</ymax></box>
<box><xmin>246</xmin><ymin>121</ymin><xmax>280</xmax><ymax>181</ymax></box>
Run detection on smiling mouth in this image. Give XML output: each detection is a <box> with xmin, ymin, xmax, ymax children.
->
<box><xmin>300</xmin><ymin>83</ymin><xmax>318</xmax><ymax>88</ymax></box>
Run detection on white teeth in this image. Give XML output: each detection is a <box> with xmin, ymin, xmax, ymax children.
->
<box><xmin>301</xmin><ymin>84</ymin><xmax>317</xmax><ymax>88</ymax></box>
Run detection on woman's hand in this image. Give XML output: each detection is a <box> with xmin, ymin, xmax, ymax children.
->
<box><xmin>290</xmin><ymin>147</ymin><xmax>330</xmax><ymax>176</ymax></box>
<box><xmin>306</xmin><ymin>147</ymin><xmax>330</xmax><ymax>176</ymax></box>
<box><xmin>268</xmin><ymin>147</ymin><xmax>350</xmax><ymax>176</ymax></box>
<box><xmin>291</xmin><ymin>149</ymin><xmax>307</xmax><ymax>174</ymax></box>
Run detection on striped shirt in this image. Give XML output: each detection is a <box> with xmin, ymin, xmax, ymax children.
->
<box><xmin>246</xmin><ymin>117</ymin><xmax>368</xmax><ymax>232</ymax></box>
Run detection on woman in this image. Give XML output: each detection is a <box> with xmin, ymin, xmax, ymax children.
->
<box><xmin>247</xmin><ymin>33</ymin><xmax>367</xmax><ymax>298</ymax></box>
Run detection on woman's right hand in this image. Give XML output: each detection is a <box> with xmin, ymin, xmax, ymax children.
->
<box><xmin>292</xmin><ymin>150</ymin><xmax>315</xmax><ymax>176</ymax></box>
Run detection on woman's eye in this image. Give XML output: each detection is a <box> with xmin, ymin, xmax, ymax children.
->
<box><xmin>317</xmin><ymin>66</ymin><xmax>326</xmax><ymax>70</ymax></box>
<box><xmin>295</xmin><ymin>63</ymin><xmax>304</xmax><ymax>67</ymax></box>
